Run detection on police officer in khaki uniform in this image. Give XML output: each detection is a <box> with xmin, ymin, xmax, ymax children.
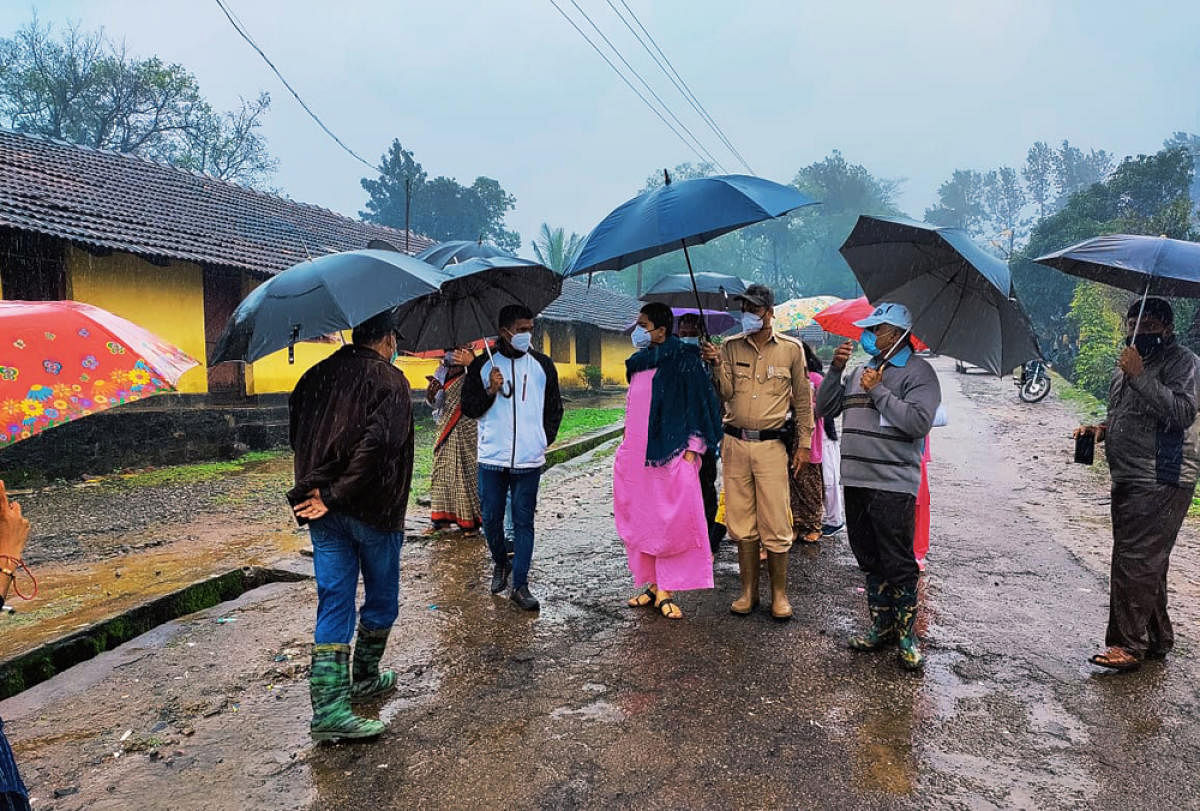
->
<box><xmin>702</xmin><ymin>284</ymin><xmax>813</xmax><ymax>620</ymax></box>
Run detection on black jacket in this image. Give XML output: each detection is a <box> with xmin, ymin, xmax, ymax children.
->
<box><xmin>288</xmin><ymin>344</ymin><xmax>414</xmax><ymax>531</ymax></box>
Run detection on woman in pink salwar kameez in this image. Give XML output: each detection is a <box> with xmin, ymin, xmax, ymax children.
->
<box><xmin>614</xmin><ymin>303</ymin><xmax>724</xmax><ymax>620</ymax></box>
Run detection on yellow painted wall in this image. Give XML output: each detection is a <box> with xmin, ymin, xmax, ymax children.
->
<box><xmin>66</xmin><ymin>247</ymin><xmax>209</xmax><ymax>394</ymax></box>
<box><xmin>248</xmin><ymin>340</ymin><xmax>439</xmax><ymax>396</ymax></box>
<box><xmin>600</xmin><ymin>331</ymin><xmax>631</xmax><ymax>386</ymax></box>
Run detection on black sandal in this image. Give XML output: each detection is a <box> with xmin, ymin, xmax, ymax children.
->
<box><xmin>655</xmin><ymin>597</ymin><xmax>682</xmax><ymax>620</ymax></box>
<box><xmin>627</xmin><ymin>587</ymin><xmax>656</xmax><ymax>608</ymax></box>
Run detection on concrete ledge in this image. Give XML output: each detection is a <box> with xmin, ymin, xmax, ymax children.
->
<box><xmin>545</xmin><ymin>424</ymin><xmax>624</xmax><ymax>469</ymax></box>
<box><xmin>0</xmin><ymin>564</ymin><xmax>311</xmax><ymax>700</ymax></box>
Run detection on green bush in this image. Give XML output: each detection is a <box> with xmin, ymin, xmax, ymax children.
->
<box><xmin>1068</xmin><ymin>281</ymin><xmax>1123</xmax><ymax>400</ymax></box>
<box><xmin>578</xmin><ymin>364</ymin><xmax>604</xmax><ymax>390</ymax></box>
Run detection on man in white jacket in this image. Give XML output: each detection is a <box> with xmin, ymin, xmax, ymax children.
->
<box><xmin>462</xmin><ymin>305</ymin><xmax>563</xmax><ymax>611</ymax></box>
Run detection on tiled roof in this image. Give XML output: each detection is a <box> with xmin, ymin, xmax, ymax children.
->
<box><xmin>541</xmin><ymin>278</ymin><xmax>640</xmax><ymax>331</ymax></box>
<box><xmin>0</xmin><ymin>129</ymin><xmax>434</xmax><ymax>274</ymax></box>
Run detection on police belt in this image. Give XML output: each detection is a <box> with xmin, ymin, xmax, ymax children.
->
<box><xmin>724</xmin><ymin>425</ymin><xmax>788</xmax><ymax>443</ymax></box>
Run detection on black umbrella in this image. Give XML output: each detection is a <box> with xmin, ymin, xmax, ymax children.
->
<box><xmin>210</xmin><ymin>249</ymin><xmax>444</xmax><ymax>365</ymax></box>
<box><xmin>416</xmin><ymin>240</ymin><xmax>512</xmax><ymax>269</ymax></box>
<box><xmin>393</xmin><ymin>256</ymin><xmax>562</xmax><ymax>354</ymax></box>
<box><xmin>839</xmin><ymin>216</ymin><xmax>1040</xmax><ymax>376</ymax></box>
<box><xmin>639</xmin><ymin>272</ymin><xmax>748</xmax><ymax>311</ymax></box>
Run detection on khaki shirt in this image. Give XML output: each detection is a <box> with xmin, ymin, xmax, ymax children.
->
<box><xmin>714</xmin><ymin>330</ymin><xmax>813</xmax><ymax>450</ymax></box>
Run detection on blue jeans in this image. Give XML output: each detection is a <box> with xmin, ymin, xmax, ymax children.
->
<box><xmin>309</xmin><ymin>512</ymin><xmax>404</xmax><ymax>645</ymax></box>
<box><xmin>479</xmin><ymin>464</ymin><xmax>541</xmax><ymax>590</ymax></box>
<box><xmin>504</xmin><ymin>498</ymin><xmax>515</xmax><ymax>554</ymax></box>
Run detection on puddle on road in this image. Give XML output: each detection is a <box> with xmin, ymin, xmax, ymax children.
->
<box><xmin>0</xmin><ymin>519</ymin><xmax>306</xmax><ymax>656</ymax></box>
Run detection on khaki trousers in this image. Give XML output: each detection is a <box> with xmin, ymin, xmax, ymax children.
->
<box><xmin>722</xmin><ymin>434</ymin><xmax>794</xmax><ymax>553</ymax></box>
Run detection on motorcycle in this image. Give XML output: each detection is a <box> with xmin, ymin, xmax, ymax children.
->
<box><xmin>1016</xmin><ymin>359</ymin><xmax>1051</xmax><ymax>403</ymax></box>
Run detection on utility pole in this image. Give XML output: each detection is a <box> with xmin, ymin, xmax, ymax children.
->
<box><xmin>404</xmin><ymin>177</ymin><xmax>411</xmax><ymax>253</ymax></box>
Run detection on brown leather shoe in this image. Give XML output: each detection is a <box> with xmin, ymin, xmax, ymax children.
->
<box><xmin>730</xmin><ymin>541</ymin><xmax>760</xmax><ymax>615</ymax></box>
<box><xmin>766</xmin><ymin>551</ymin><xmax>792</xmax><ymax>621</ymax></box>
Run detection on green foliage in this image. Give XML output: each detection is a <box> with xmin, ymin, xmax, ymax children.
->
<box><xmin>577</xmin><ymin>364</ymin><xmax>603</xmax><ymax>390</ymax></box>
<box><xmin>0</xmin><ymin>16</ymin><xmax>275</xmax><ymax>186</ymax></box>
<box><xmin>556</xmin><ymin>407</ymin><xmax>624</xmax><ymax>441</ymax></box>
<box><xmin>924</xmin><ymin>169</ymin><xmax>987</xmax><ymax>234</ymax></box>
<box><xmin>532</xmin><ymin>223</ymin><xmax>583</xmax><ymax>271</ymax></box>
<box><xmin>360</xmin><ymin>139</ymin><xmax>520</xmax><ymax>251</ymax></box>
<box><xmin>110</xmin><ymin>451</ymin><xmax>286</xmax><ymax>488</ymax></box>
<box><xmin>1067</xmin><ymin>282</ymin><xmax>1123</xmax><ymax>399</ymax></box>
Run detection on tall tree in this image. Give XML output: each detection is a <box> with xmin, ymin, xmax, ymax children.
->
<box><xmin>1163</xmin><ymin>131</ymin><xmax>1200</xmax><ymax>205</ymax></box>
<box><xmin>0</xmin><ymin>17</ymin><xmax>275</xmax><ymax>186</ymax></box>
<box><xmin>531</xmin><ymin>224</ymin><xmax>583</xmax><ymax>272</ymax></box>
<box><xmin>1054</xmin><ymin>140</ymin><xmax>1113</xmax><ymax>203</ymax></box>
<box><xmin>982</xmin><ymin>166</ymin><xmax>1030</xmax><ymax>257</ymax></box>
<box><xmin>359</xmin><ymin>141</ymin><xmax>520</xmax><ymax>251</ymax></box>
<box><xmin>1022</xmin><ymin>141</ymin><xmax>1057</xmax><ymax>220</ymax></box>
<box><xmin>924</xmin><ymin>170</ymin><xmax>987</xmax><ymax>234</ymax></box>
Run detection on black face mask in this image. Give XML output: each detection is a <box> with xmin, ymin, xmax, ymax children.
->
<box><xmin>1125</xmin><ymin>332</ymin><xmax>1166</xmax><ymax>358</ymax></box>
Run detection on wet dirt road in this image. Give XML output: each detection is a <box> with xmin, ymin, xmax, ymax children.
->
<box><xmin>4</xmin><ymin>357</ymin><xmax>1200</xmax><ymax>809</ymax></box>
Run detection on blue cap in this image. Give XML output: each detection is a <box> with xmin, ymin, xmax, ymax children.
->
<box><xmin>853</xmin><ymin>302</ymin><xmax>913</xmax><ymax>331</ymax></box>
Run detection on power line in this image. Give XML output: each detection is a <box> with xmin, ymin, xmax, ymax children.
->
<box><xmin>212</xmin><ymin>0</ymin><xmax>378</xmax><ymax>173</ymax></box>
<box><xmin>613</xmin><ymin>0</ymin><xmax>755</xmax><ymax>175</ymax></box>
<box><xmin>546</xmin><ymin>0</ymin><xmax>722</xmax><ymax>172</ymax></box>
<box><xmin>565</xmin><ymin>0</ymin><xmax>727</xmax><ymax>173</ymax></box>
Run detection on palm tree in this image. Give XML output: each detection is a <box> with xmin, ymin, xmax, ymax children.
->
<box><xmin>532</xmin><ymin>223</ymin><xmax>583</xmax><ymax>272</ymax></box>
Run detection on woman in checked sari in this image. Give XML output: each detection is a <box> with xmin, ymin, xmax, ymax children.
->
<box><xmin>427</xmin><ymin>347</ymin><xmax>482</xmax><ymax>533</ymax></box>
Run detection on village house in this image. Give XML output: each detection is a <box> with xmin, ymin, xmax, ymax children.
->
<box><xmin>0</xmin><ymin>130</ymin><xmax>639</xmax><ymax>476</ymax></box>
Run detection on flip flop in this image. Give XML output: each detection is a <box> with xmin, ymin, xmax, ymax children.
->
<box><xmin>627</xmin><ymin>587</ymin><xmax>656</xmax><ymax>609</ymax></box>
<box><xmin>655</xmin><ymin>597</ymin><xmax>683</xmax><ymax>620</ymax></box>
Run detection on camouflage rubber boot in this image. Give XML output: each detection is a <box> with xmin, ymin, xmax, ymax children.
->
<box><xmin>892</xmin><ymin>585</ymin><xmax>925</xmax><ymax>671</ymax></box>
<box><xmin>848</xmin><ymin>575</ymin><xmax>897</xmax><ymax>651</ymax></box>
<box><xmin>310</xmin><ymin>643</ymin><xmax>386</xmax><ymax>742</ymax></box>
<box><xmin>351</xmin><ymin>624</ymin><xmax>397</xmax><ymax>703</ymax></box>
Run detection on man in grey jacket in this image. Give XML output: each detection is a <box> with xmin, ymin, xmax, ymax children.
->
<box><xmin>817</xmin><ymin>303</ymin><xmax>940</xmax><ymax>670</ymax></box>
<box><xmin>1075</xmin><ymin>298</ymin><xmax>1200</xmax><ymax>671</ymax></box>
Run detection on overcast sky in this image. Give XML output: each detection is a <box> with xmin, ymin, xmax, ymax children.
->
<box><xmin>25</xmin><ymin>1</ymin><xmax>1200</xmax><ymax>254</ymax></box>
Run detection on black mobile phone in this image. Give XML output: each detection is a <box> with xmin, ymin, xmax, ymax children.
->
<box><xmin>285</xmin><ymin>491</ymin><xmax>311</xmax><ymax>527</ymax></box>
<box><xmin>1074</xmin><ymin>432</ymin><xmax>1095</xmax><ymax>466</ymax></box>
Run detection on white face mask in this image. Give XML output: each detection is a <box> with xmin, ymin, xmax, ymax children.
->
<box><xmin>679</xmin><ymin>336</ymin><xmax>700</xmax><ymax>346</ymax></box>
<box><xmin>509</xmin><ymin>332</ymin><xmax>532</xmax><ymax>354</ymax></box>
<box><xmin>631</xmin><ymin>325</ymin><xmax>653</xmax><ymax>349</ymax></box>
<box><xmin>742</xmin><ymin>313</ymin><xmax>764</xmax><ymax>333</ymax></box>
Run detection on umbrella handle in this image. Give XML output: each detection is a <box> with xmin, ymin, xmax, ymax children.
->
<box><xmin>680</xmin><ymin>239</ymin><xmax>709</xmax><ymax>341</ymax></box>
<box><xmin>1131</xmin><ymin>279</ymin><xmax>1151</xmax><ymax>338</ymax></box>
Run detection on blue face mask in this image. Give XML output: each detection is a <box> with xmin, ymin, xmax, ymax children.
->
<box><xmin>631</xmin><ymin>325</ymin><xmax>652</xmax><ymax>349</ymax></box>
<box><xmin>742</xmin><ymin>313</ymin><xmax>764</xmax><ymax>333</ymax></box>
<box><xmin>509</xmin><ymin>332</ymin><xmax>532</xmax><ymax>354</ymax></box>
<box><xmin>679</xmin><ymin>336</ymin><xmax>700</xmax><ymax>346</ymax></box>
<box><xmin>859</xmin><ymin>329</ymin><xmax>879</xmax><ymax>357</ymax></box>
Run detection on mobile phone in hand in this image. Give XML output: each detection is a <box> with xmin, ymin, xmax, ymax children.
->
<box><xmin>1074</xmin><ymin>432</ymin><xmax>1095</xmax><ymax>465</ymax></box>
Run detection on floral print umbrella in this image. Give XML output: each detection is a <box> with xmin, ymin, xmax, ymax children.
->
<box><xmin>0</xmin><ymin>301</ymin><xmax>198</xmax><ymax>447</ymax></box>
<box><xmin>772</xmin><ymin>295</ymin><xmax>845</xmax><ymax>332</ymax></box>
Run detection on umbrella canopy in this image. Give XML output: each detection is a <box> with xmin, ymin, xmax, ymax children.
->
<box><xmin>565</xmin><ymin>174</ymin><xmax>817</xmax><ymax>277</ymax></box>
<box><xmin>1033</xmin><ymin>234</ymin><xmax>1200</xmax><ymax>298</ymax></box>
<box><xmin>839</xmin><ymin>215</ymin><xmax>1040</xmax><ymax>375</ymax></box>
<box><xmin>416</xmin><ymin>240</ymin><xmax>512</xmax><ymax>269</ymax></box>
<box><xmin>812</xmin><ymin>296</ymin><xmax>930</xmax><ymax>352</ymax></box>
<box><xmin>623</xmin><ymin>307</ymin><xmax>738</xmax><ymax>336</ymax></box>
<box><xmin>393</xmin><ymin>256</ymin><xmax>562</xmax><ymax>353</ymax></box>
<box><xmin>210</xmin><ymin>249</ymin><xmax>446</xmax><ymax>365</ymax></box>
<box><xmin>639</xmin><ymin>272</ymin><xmax>748</xmax><ymax>311</ymax></box>
<box><xmin>773</xmin><ymin>295</ymin><xmax>844</xmax><ymax>332</ymax></box>
<box><xmin>0</xmin><ymin>301</ymin><xmax>197</xmax><ymax>446</ymax></box>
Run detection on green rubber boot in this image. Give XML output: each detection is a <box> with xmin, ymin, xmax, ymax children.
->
<box><xmin>351</xmin><ymin>624</ymin><xmax>397</xmax><ymax>703</ymax></box>
<box><xmin>892</xmin><ymin>585</ymin><xmax>925</xmax><ymax>671</ymax></box>
<box><xmin>310</xmin><ymin>643</ymin><xmax>386</xmax><ymax>742</ymax></box>
<box><xmin>848</xmin><ymin>575</ymin><xmax>897</xmax><ymax>651</ymax></box>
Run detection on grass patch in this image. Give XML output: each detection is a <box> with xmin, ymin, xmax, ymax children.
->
<box><xmin>112</xmin><ymin>451</ymin><xmax>288</xmax><ymax>488</ymax></box>
<box><xmin>1052</xmin><ymin>371</ymin><xmax>1106</xmax><ymax>422</ymax></box>
<box><xmin>555</xmin><ymin>408</ymin><xmax>624</xmax><ymax>444</ymax></box>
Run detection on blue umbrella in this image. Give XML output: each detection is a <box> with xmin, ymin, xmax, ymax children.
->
<box><xmin>839</xmin><ymin>216</ymin><xmax>1040</xmax><ymax>375</ymax></box>
<box><xmin>1034</xmin><ymin>234</ymin><xmax>1200</xmax><ymax>332</ymax></box>
<box><xmin>393</xmin><ymin>256</ymin><xmax>561</xmax><ymax>353</ymax></box>
<box><xmin>416</xmin><ymin>240</ymin><xmax>512</xmax><ymax>269</ymax></box>
<box><xmin>210</xmin><ymin>249</ymin><xmax>445</xmax><ymax>365</ymax></box>
<box><xmin>564</xmin><ymin>172</ymin><xmax>816</xmax><ymax>328</ymax></box>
